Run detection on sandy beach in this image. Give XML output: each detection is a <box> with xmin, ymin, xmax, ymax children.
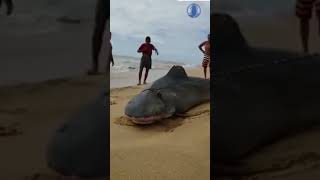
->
<box><xmin>0</xmin><ymin>75</ymin><xmax>106</xmax><ymax>180</ymax></box>
<box><xmin>0</xmin><ymin>67</ymin><xmax>210</xmax><ymax>180</ymax></box>
<box><xmin>5</xmin><ymin>0</ymin><xmax>320</xmax><ymax>179</ymax></box>
<box><xmin>110</xmin><ymin>68</ymin><xmax>210</xmax><ymax>180</ymax></box>
<box><xmin>0</xmin><ymin>1</ymin><xmax>210</xmax><ymax>178</ymax></box>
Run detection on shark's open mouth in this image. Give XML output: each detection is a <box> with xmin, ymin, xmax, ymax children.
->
<box><xmin>125</xmin><ymin>113</ymin><xmax>174</xmax><ymax>125</ymax></box>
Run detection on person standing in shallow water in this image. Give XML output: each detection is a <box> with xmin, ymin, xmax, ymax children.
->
<box><xmin>295</xmin><ymin>0</ymin><xmax>320</xmax><ymax>53</ymax></box>
<box><xmin>199</xmin><ymin>34</ymin><xmax>211</xmax><ymax>79</ymax></box>
<box><xmin>137</xmin><ymin>36</ymin><xmax>159</xmax><ymax>85</ymax></box>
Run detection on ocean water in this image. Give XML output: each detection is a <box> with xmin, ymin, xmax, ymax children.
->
<box><xmin>111</xmin><ymin>55</ymin><xmax>197</xmax><ymax>73</ymax></box>
<box><xmin>110</xmin><ymin>55</ymin><xmax>199</xmax><ymax>88</ymax></box>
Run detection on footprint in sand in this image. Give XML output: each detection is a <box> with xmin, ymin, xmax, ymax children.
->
<box><xmin>114</xmin><ymin>116</ymin><xmax>135</xmax><ymax>126</ymax></box>
<box><xmin>0</xmin><ymin>121</ymin><xmax>22</xmax><ymax>137</ymax></box>
<box><xmin>0</xmin><ymin>108</ymin><xmax>25</xmax><ymax>137</ymax></box>
<box><xmin>110</xmin><ymin>96</ymin><xmax>117</xmax><ymax>105</ymax></box>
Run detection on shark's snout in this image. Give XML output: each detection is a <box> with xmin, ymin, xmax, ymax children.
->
<box><xmin>125</xmin><ymin>90</ymin><xmax>175</xmax><ymax>124</ymax></box>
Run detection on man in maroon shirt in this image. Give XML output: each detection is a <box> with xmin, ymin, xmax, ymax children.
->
<box><xmin>137</xmin><ymin>36</ymin><xmax>159</xmax><ymax>85</ymax></box>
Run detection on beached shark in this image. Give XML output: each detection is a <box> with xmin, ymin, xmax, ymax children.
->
<box><xmin>125</xmin><ymin>65</ymin><xmax>210</xmax><ymax>124</ymax></box>
<box><xmin>212</xmin><ymin>13</ymin><xmax>320</xmax><ymax>176</ymax></box>
<box><xmin>46</xmin><ymin>11</ymin><xmax>320</xmax><ymax>178</ymax></box>
<box><xmin>45</xmin><ymin>66</ymin><xmax>209</xmax><ymax>178</ymax></box>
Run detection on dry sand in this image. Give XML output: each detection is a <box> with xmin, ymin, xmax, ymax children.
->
<box><xmin>0</xmin><ymin>68</ymin><xmax>210</xmax><ymax>180</ymax></box>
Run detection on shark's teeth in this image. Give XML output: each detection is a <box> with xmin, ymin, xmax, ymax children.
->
<box><xmin>125</xmin><ymin>113</ymin><xmax>173</xmax><ymax>125</ymax></box>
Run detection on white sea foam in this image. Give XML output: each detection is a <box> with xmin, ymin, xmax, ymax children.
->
<box><xmin>111</xmin><ymin>55</ymin><xmax>197</xmax><ymax>74</ymax></box>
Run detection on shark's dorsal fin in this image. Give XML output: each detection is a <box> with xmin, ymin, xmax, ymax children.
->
<box><xmin>166</xmin><ymin>65</ymin><xmax>188</xmax><ymax>79</ymax></box>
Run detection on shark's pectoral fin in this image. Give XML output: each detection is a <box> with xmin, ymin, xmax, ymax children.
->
<box><xmin>175</xmin><ymin>109</ymin><xmax>210</xmax><ymax>118</ymax></box>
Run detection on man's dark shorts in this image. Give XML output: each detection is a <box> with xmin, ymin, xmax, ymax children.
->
<box><xmin>296</xmin><ymin>0</ymin><xmax>320</xmax><ymax>19</ymax></box>
<box><xmin>140</xmin><ymin>55</ymin><xmax>152</xmax><ymax>70</ymax></box>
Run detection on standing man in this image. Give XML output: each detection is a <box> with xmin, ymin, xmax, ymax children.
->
<box><xmin>137</xmin><ymin>36</ymin><xmax>159</xmax><ymax>85</ymax></box>
<box><xmin>104</xmin><ymin>31</ymin><xmax>114</xmax><ymax>76</ymax></box>
<box><xmin>88</xmin><ymin>0</ymin><xmax>109</xmax><ymax>75</ymax></box>
<box><xmin>0</xmin><ymin>0</ymin><xmax>13</xmax><ymax>15</ymax></box>
<box><xmin>296</xmin><ymin>0</ymin><xmax>320</xmax><ymax>53</ymax></box>
<box><xmin>199</xmin><ymin>34</ymin><xmax>211</xmax><ymax>79</ymax></box>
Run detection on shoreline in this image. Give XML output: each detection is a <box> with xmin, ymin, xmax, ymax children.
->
<box><xmin>110</xmin><ymin>66</ymin><xmax>201</xmax><ymax>88</ymax></box>
<box><xmin>0</xmin><ymin>66</ymin><xmax>202</xmax><ymax>90</ymax></box>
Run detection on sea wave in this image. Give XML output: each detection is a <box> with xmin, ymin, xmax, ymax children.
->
<box><xmin>111</xmin><ymin>55</ymin><xmax>197</xmax><ymax>73</ymax></box>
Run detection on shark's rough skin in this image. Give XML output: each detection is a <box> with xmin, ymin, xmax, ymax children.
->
<box><xmin>46</xmin><ymin>92</ymin><xmax>109</xmax><ymax>178</ymax></box>
<box><xmin>125</xmin><ymin>66</ymin><xmax>210</xmax><ymax>124</ymax></box>
<box><xmin>0</xmin><ymin>0</ymin><xmax>13</xmax><ymax>15</ymax></box>
<box><xmin>212</xmin><ymin>13</ymin><xmax>320</xmax><ymax>176</ymax></box>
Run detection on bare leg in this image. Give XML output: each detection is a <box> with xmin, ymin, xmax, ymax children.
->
<box><xmin>300</xmin><ymin>18</ymin><xmax>310</xmax><ymax>54</ymax></box>
<box><xmin>89</xmin><ymin>0</ymin><xmax>108</xmax><ymax>75</ymax></box>
<box><xmin>203</xmin><ymin>67</ymin><xmax>207</xmax><ymax>79</ymax></box>
<box><xmin>144</xmin><ymin>69</ymin><xmax>149</xmax><ymax>84</ymax></box>
<box><xmin>138</xmin><ymin>67</ymin><xmax>143</xmax><ymax>85</ymax></box>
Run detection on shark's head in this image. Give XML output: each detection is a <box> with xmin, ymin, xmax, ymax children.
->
<box><xmin>125</xmin><ymin>89</ymin><xmax>176</xmax><ymax>124</ymax></box>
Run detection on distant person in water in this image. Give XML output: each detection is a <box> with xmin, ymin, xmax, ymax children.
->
<box><xmin>137</xmin><ymin>36</ymin><xmax>159</xmax><ymax>85</ymax></box>
<box><xmin>199</xmin><ymin>34</ymin><xmax>210</xmax><ymax>79</ymax></box>
<box><xmin>0</xmin><ymin>0</ymin><xmax>13</xmax><ymax>15</ymax></box>
<box><xmin>296</xmin><ymin>0</ymin><xmax>320</xmax><ymax>53</ymax></box>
